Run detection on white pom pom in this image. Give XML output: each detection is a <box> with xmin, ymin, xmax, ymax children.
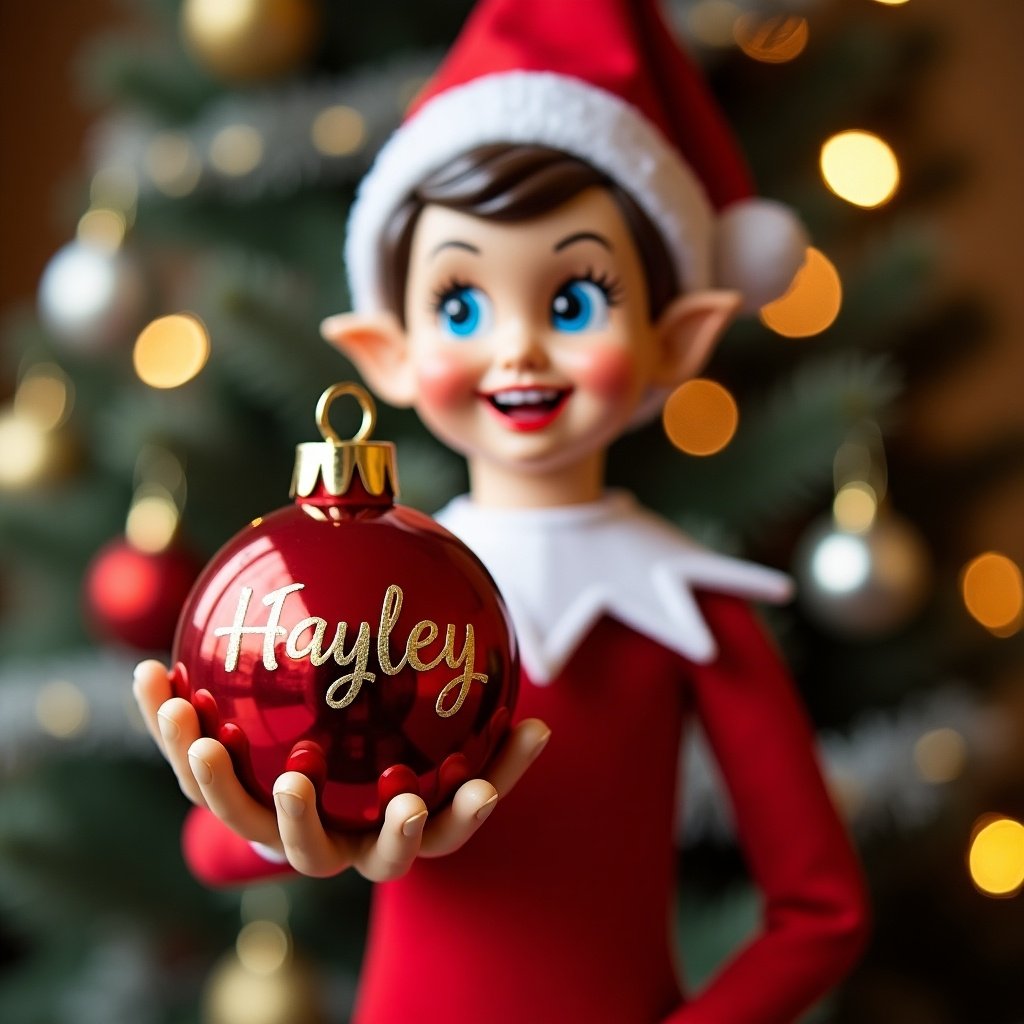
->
<box><xmin>715</xmin><ymin>199</ymin><xmax>809</xmax><ymax>313</ymax></box>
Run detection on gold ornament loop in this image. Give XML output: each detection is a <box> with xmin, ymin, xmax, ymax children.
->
<box><xmin>316</xmin><ymin>382</ymin><xmax>376</xmax><ymax>444</ymax></box>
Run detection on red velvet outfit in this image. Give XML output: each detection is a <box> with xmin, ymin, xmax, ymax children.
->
<box><xmin>183</xmin><ymin>496</ymin><xmax>869</xmax><ymax>1023</ymax></box>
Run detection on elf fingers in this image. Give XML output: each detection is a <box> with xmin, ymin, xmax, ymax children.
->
<box><xmin>418</xmin><ymin>778</ymin><xmax>498</xmax><ymax>859</ymax></box>
<box><xmin>156</xmin><ymin>697</ymin><xmax>208</xmax><ymax>807</ymax></box>
<box><xmin>187</xmin><ymin>737</ymin><xmax>281</xmax><ymax>849</ymax></box>
<box><xmin>483</xmin><ymin>717</ymin><xmax>551</xmax><ymax>798</ymax></box>
<box><xmin>354</xmin><ymin>792</ymin><xmax>430</xmax><ymax>882</ymax></box>
<box><xmin>132</xmin><ymin>660</ymin><xmax>173</xmax><ymax>757</ymax></box>
<box><xmin>273</xmin><ymin>771</ymin><xmax>356</xmax><ymax>878</ymax></box>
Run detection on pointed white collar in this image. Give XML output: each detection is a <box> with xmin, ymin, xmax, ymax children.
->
<box><xmin>435</xmin><ymin>491</ymin><xmax>793</xmax><ymax>685</ymax></box>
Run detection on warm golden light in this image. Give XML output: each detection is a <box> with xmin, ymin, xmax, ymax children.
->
<box><xmin>77</xmin><ymin>208</ymin><xmax>127</xmax><ymax>253</ymax></box>
<box><xmin>734</xmin><ymin>14</ymin><xmax>808</xmax><ymax>63</ymax></box>
<box><xmin>759</xmin><ymin>247</ymin><xmax>842</xmax><ymax>338</ymax></box>
<box><xmin>126</xmin><ymin>488</ymin><xmax>181</xmax><ymax>554</ymax></box>
<box><xmin>90</xmin><ymin>165</ymin><xmax>139</xmax><ymax>219</ymax></box>
<box><xmin>146</xmin><ymin>132</ymin><xmax>202</xmax><ymax>197</ymax></box>
<box><xmin>311</xmin><ymin>105</ymin><xmax>366</xmax><ymax>156</ymax></box>
<box><xmin>209</xmin><ymin>124</ymin><xmax>265</xmax><ymax>176</ymax></box>
<box><xmin>236</xmin><ymin>921</ymin><xmax>290</xmax><ymax>975</ymax></box>
<box><xmin>968</xmin><ymin>816</ymin><xmax>1024</xmax><ymax>897</ymax></box>
<box><xmin>873</xmin><ymin>0</ymin><xmax>910</xmax><ymax>5</ymax></box>
<box><xmin>820</xmin><ymin>130</ymin><xmax>900</xmax><ymax>209</ymax></box>
<box><xmin>833</xmin><ymin>482</ymin><xmax>877</xmax><ymax>534</ymax></box>
<box><xmin>133</xmin><ymin>314</ymin><xmax>211</xmax><ymax>389</ymax></box>
<box><xmin>961</xmin><ymin>552</ymin><xmax>1024</xmax><ymax>633</ymax></box>
<box><xmin>687</xmin><ymin>0</ymin><xmax>741</xmax><ymax>48</ymax></box>
<box><xmin>914</xmin><ymin>727</ymin><xmax>967</xmax><ymax>784</ymax></box>
<box><xmin>15</xmin><ymin>364</ymin><xmax>73</xmax><ymax>432</ymax></box>
<box><xmin>0</xmin><ymin>410</ymin><xmax>48</xmax><ymax>489</ymax></box>
<box><xmin>36</xmin><ymin>680</ymin><xmax>90</xmax><ymax>739</ymax></box>
<box><xmin>663</xmin><ymin>379</ymin><xmax>739</xmax><ymax>457</ymax></box>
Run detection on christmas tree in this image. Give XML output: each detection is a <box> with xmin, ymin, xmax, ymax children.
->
<box><xmin>2</xmin><ymin>1</ymin><xmax>1022</xmax><ymax>1020</ymax></box>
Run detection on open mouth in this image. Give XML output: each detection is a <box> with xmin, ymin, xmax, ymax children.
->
<box><xmin>480</xmin><ymin>386</ymin><xmax>573</xmax><ymax>432</ymax></box>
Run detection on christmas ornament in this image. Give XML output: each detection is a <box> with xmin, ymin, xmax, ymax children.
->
<box><xmin>181</xmin><ymin>0</ymin><xmax>320</xmax><ymax>85</ymax></box>
<box><xmin>84</xmin><ymin>538</ymin><xmax>200</xmax><ymax>651</ymax></box>
<box><xmin>170</xmin><ymin>382</ymin><xmax>518</xmax><ymax>831</ymax></box>
<box><xmin>794</xmin><ymin>509</ymin><xmax>931</xmax><ymax>638</ymax></box>
<box><xmin>37</xmin><ymin>239</ymin><xmax>147</xmax><ymax>353</ymax></box>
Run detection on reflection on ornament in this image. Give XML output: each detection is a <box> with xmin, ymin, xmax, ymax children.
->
<box><xmin>662</xmin><ymin>379</ymin><xmax>739</xmax><ymax>456</ymax></box>
<box><xmin>36</xmin><ymin>680</ymin><xmax>90</xmax><ymax>739</ymax></box>
<box><xmin>794</xmin><ymin>511</ymin><xmax>931</xmax><ymax>637</ymax></box>
<box><xmin>77</xmin><ymin>208</ymin><xmax>127</xmax><ymax>253</ymax></box>
<box><xmin>14</xmin><ymin>363</ymin><xmax>74</xmax><ymax>432</ymax></box>
<box><xmin>310</xmin><ymin>105</ymin><xmax>366</xmax><ymax>157</ymax></box>
<box><xmin>913</xmin><ymin>727</ymin><xmax>967</xmax><ymax>784</ymax></box>
<box><xmin>961</xmin><ymin>552</ymin><xmax>1023</xmax><ymax>636</ymax></box>
<box><xmin>759</xmin><ymin>248</ymin><xmax>842</xmax><ymax>338</ymax></box>
<box><xmin>146</xmin><ymin>132</ymin><xmax>203</xmax><ymax>197</ymax></box>
<box><xmin>182</xmin><ymin>0</ymin><xmax>320</xmax><ymax>84</ymax></box>
<box><xmin>210</xmin><ymin>124</ymin><xmax>265</xmax><ymax>177</ymax></box>
<box><xmin>687</xmin><ymin>0</ymin><xmax>741</xmax><ymax>48</ymax></box>
<box><xmin>968</xmin><ymin>815</ymin><xmax>1024</xmax><ymax>897</ymax></box>
<box><xmin>734</xmin><ymin>14</ymin><xmax>809</xmax><ymax>64</ymax></box>
<box><xmin>38</xmin><ymin>239</ymin><xmax>147</xmax><ymax>352</ymax></box>
<box><xmin>820</xmin><ymin>130</ymin><xmax>900</xmax><ymax>209</ymax></box>
<box><xmin>133</xmin><ymin>314</ymin><xmax>210</xmax><ymax>389</ymax></box>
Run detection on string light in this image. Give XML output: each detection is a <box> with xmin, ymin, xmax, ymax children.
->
<box><xmin>0</xmin><ymin>409</ymin><xmax>49</xmax><ymax>489</ymax></box>
<box><xmin>833</xmin><ymin>481</ymin><xmax>878</xmax><ymax>534</ymax></box>
<box><xmin>663</xmin><ymin>379</ymin><xmax>739</xmax><ymax>456</ymax></box>
<box><xmin>734</xmin><ymin>14</ymin><xmax>809</xmax><ymax>64</ymax></box>
<box><xmin>759</xmin><ymin>247</ymin><xmax>842</xmax><ymax>338</ymax></box>
<box><xmin>209</xmin><ymin>123</ymin><xmax>265</xmax><ymax>176</ymax></box>
<box><xmin>146</xmin><ymin>132</ymin><xmax>202</xmax><ymax>197</ymax></box>
<box><xmin>133</xmin><ymin>314</ymin><xmax>211</xmax><ymax>389</ymax></box>
<box><xmin>76</xmin><ymin>208</ymin><xmax>127</xmax><ymax>253</ymax></box>
<box><xmin>968</xmin><ymin>816</ymin><xmax>1024</xmax><ymax>897</ymax></box>
<box><xmin>36</xmin><ymin>680</ymin><xmax>90</xmax><ymax>739</ymax></box>
<box><xmin>311</xmin><ymin>105</ymin><xmax>366</xmax><ymax>156</ymax></box>
<box><xmin>820</xmin><ymin>130</ymin><xmax>900</xmax><ymax>209</ymax></box>
<box><xmin>961</xmin><ymin>552</ymin><xmax>1024</xmax><ymax>635</ymax></box>
<box><xmin>14</xmin><ymin>363</ymin><xmax>74</xmax><ymax>432</ymax></box>
<box><xmin>913</xmin><ymin>727</ymin><xmax>967</xmax><ymax>784</ymax></box>
<box><xmin>126</xmin><ymin>486</ymin><xmax>181</xmax><ymax>554</ymax></box>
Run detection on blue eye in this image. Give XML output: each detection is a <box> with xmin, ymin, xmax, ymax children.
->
<box><xmin>437</xmin><ymin>285</ymin><xmax>492</xmax><ymax>339</ymax></box>
<box><xmin>551</xmin><ymin>280</ymin><xmax>611</xmax><ymax>333</ymax></box>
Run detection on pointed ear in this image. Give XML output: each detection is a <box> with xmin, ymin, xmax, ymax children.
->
<box><xmin>650</xmin><ymin>290</ymin><xmax>742</xmax><ymax>389</ymax></box>
<box><xmin>320</xmin><ymin>311</ymin><xmax>417</xmax><ymax>407</ymax></box>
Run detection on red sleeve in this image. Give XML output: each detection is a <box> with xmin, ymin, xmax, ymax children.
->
<box><xmin>182</xmin><ymin>806</ymin><xmax>295</xmax><ymax>888</ymax></box>
<box><xmin>666</xmin><ymin>594</ymin><xmax>870</xmax><ymax>1024</ymax></box>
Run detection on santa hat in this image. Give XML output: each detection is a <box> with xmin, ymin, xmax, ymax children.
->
<box><xmin>345</xmin><ymin>0</ymin><xmax>807</xmax><ymax>316</ymax></box>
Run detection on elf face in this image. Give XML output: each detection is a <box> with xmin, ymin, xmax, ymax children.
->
<box><xmin>323</xmin><ymin>185</ymin><xmax>738</xmax><ymax>504</ymax></box>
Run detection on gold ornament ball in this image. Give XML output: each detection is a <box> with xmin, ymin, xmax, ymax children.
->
<box><xmin>182</xmin><ymin>0</ymin><xmax>320</xmax><ymax>84</ymax></box>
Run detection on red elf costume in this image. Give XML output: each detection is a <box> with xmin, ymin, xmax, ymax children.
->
<box><xmin>182</xmin><ymin>2</ymin><xmax>871</xmax><ymax>1021</ymax></box>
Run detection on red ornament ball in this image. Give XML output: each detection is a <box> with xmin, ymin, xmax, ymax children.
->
<box><xmin>171</xmin><ymin>384</ymin><xmax>518</xmax><ymax>832</ymax></box>
<box><xmin>85</xmin><ymin>538</ymin><xmax>199</xmax><ymax>650</ymax></box>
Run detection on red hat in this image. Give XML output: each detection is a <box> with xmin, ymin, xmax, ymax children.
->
<box><xmin>345</xmin><ymin>0</ymin><xmax>807</xmax><ymax>315</ymax></box>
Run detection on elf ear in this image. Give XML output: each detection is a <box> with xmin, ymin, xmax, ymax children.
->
<box><xmin>650</xmin><ymin>290</ymin><xmax>742</xmax><ymax>389</ymax></box>
<box><xmin>320</xmin><ymin>312</ymin><xmax>417</xmax><ymax>408</ymax></box>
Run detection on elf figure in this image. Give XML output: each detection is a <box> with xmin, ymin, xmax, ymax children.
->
<box><xmin>135</xmin><ymin>1</ymin><xmax>870</xmax><ymax>1021</ymax></box>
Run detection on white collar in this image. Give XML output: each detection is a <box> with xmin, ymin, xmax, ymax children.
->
<box><xmin>435</xmin><ymin>491</ymin><xmax>793</xmax><ymax>685</ymax></box>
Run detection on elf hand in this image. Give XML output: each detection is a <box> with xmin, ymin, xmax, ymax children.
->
<box><xmin>133</xmin><ymin>659</ymin><xmax>550</xmax><ymax>881</ymax></box>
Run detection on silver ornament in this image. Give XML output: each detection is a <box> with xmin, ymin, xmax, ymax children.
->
<box><xmin>794</xmin><ymin>511</ymin><xmax>931</xmax><ymax>637</ymax></box>
<box><xmin>38</xmin><ymin>239</ymin><xmax>147</xmax><ymax>352</ymax></box>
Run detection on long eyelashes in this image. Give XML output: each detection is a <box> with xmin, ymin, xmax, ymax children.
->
<box><xmin>431</xmin><ymin>276</ymin><xmax>475</xmax><ymax>313</ymax></box>
<box><xmin>568</xmin><ymin>267</ymin><xmax>624</xmax><ymax>306</ymax></box>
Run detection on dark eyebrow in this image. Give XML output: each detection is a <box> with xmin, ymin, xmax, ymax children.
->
<box><xmin>553</xmin><ymin>231</ymin><xmax>612</xmax><ymax>253</ymax></box>
<box><xmin>430</xmin><ymin>240</ymin><xmax>481</xmax><ymax>258</ymax></box>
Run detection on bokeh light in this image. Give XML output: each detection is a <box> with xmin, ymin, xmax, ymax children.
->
<box><xmin>687</xmin><ymin>0</ymin><xmax>740</xmax><ymax>48</ymax></box>
<box><xmin>873</xmin><ymin>0</ymin><xmax>910</xmax><ymax>5</ymax></box>
<box><xmin>133</xmin><ymin>314</ymin><xmax>210</xmax><ymax>389</ymax></box>
<box><xmin>833</xmin><ymin>482</ymin><xmax>878</xmax><ymax>534</ymax></box>
<box><xmin>77</xmin><ymin>208</ymin><xmax>127</xmax><ymax>253</ymax></box>
<box><xmin>809</xmin><ymin>531</ymin><xmax>870</xmax><ymax>595</ymax></box>
<box><xmin>968</xmin><ymin>816</ymin><xmax>1024</xmax><ymax>897</ymax></box>
<box><xmin>311</xmin><ymin>105</ymin><xmax>366</xmax><ymax>156</ymax></box>
<box><xmin>914</xmin><ymin>727</ymin><xmax>967</xmax><ymax>784</ymax></box>
<box><xmin>146</xmin><ymin>132</ymin><xmax>202</xmax><ymax>197</ymax></box>
<box><xmin>759</xmin><ymin>247</ymin><xmax>842</xmax><ymax>338</ymax></box>
<box><xmin>961</xmin><ymin>552</ymin><xmax>1024</xmax><ymax>634</ymax></box>
<box><xmin>663</xmin><ymin>379</ymin><xmax>739</xmax><ymax>456</ymax></box>
<box><xmin>236</xmin><ymin>921</ymin><xmax>291</xmax><ymax>974</ymax></box>
<box><xmin>126</xmin><ymin>487</ymin><xmax>181</xmax><ymax>554</ymax></box>
<box><xmin>209</xmin><ymin>124</ymin><xmax>265</xmax><ymax>176</ymax></box>
<box><xmin>14</xmin><ymin>364</ymin><xmax>74</xmax><ymax>432</ymax></box>
<box><xmin>0</xmin><ymin>410</ymin><xmax>49</xmax><ymax>489</ymax></box>
<box><xmin>90</xmin><ymin>165</ymin><xmax>139</xmax><ymax>220</ymax></box>
<box><xmin>820</xmin><ymin>130</ymin><xmax>900</xmax><ymax>209</ymax></box>
<box><xmin>36</xmin><ymin>680</ymin><xmax>90</xmax><ymax>739</ymax></box>
<box><xmin>734</xmin><ymin>14</ymin><xmax>808</xmax><ymax>63</ymax></box>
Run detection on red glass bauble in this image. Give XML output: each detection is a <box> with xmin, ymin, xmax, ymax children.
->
<box><xmin>85</xmin><ymin>538</ymin><xmax>199</xmax><ymax>650</ymax></box>
<box><xmin>171</xmin><ymin>383</ymin><xmax>518</xmax><ymax>832</ymax></box>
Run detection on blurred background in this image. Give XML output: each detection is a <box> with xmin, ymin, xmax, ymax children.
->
<box><xmin>1</xmin><ymin>0</ymin><xmax>1023</xmax><ymax>1021</ymax></box>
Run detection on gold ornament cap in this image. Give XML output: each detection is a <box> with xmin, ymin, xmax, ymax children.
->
<box><xmin>290</xmin><ymin>382</ymin><xmax>398</xmax><ymax>503</ymax></box>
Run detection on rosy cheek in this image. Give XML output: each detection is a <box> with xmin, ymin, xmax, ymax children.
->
<box><xmin>415</xmin><ymin>351</ymin><xmax>481</xmax><ymax>408</ymax></box>
<box><xmin>562</xmin><ymin>343</ymin><xmax>636</xmax><ymax>400</ymax></box>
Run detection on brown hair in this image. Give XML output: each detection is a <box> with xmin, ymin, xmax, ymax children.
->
<box><xmin>379</xmin><ymin>144</ymin><xmax>678</xmax><ymax>324</ymax></box>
